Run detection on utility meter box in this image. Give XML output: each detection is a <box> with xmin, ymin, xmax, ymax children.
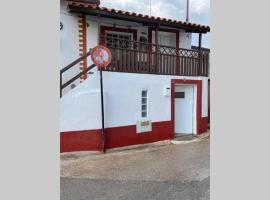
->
<box><xmin>136</xmin><ymin>120</ymin><xmax>152</xmax><ymax>133</ymax></box>
<box><xmin>163</xmin><ymin>87</ymin><xmax>171</xmax><ymax>96</ymax></box>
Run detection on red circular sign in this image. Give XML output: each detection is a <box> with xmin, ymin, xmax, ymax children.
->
<box><xmin>91</xmin><ymin>45</ymin><xmax>112</xmax><ymax>68</ymax></box>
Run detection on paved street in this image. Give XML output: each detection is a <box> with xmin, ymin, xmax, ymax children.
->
<box><xmin>61</xmin><ymin>138</ymin><xmax>210</xmax><ymax>200</ymax></box>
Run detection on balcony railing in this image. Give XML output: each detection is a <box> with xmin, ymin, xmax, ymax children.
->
<box><xmin>100</xmin><ymin>35</ymin><xmax>209</xmax><ymax>76</ymax></box>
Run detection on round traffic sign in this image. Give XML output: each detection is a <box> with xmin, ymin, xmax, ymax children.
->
<box><xmin>91</xmin><ymin>45</ymin><xmax>112</xmax><ymax>68</ymax></box>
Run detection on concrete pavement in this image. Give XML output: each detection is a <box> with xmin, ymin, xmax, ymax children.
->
<box><xmin>61</xmin><ymin>138</ymin><xmax>210</xmax><ymax>200</ymax></box>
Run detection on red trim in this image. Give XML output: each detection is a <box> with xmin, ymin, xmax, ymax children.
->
<box><xmin>60</xmin><ymin>121</ymin><xmax>173</xmax><ymax>152</ymax></box>
<box><xmin>200</xmin><ymin>117</ymin><xmax>208</xmax><ymax>133</ymax></box>
<box><xmin>105</xmin><ymin>121</ymin><xmax>173</xmax><ymax>149</ymax></box>
<box><xmin>171</xmin><ymin>79</ymin><xmax>207</xmax><ymax>135</ymax></box>
<box><xmin>100</xmin><ymin>26</ymin><xmax>137</xmax><ymax>45</ymax></box>
<box><xmin>60</xmin><ymin>129</ymin><xmax>102</xmax><ymax>152</ymax></box>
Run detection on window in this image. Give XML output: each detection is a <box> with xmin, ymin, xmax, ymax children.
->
<box><xmin>141</xmin><ymin>90</ymin><xmax>148</xmax><ymax>118</ymax></box>
<box><xmin>175</xmin><ymin>92</ymin><xmax>185</xmax><ymax>98</ymax></box>
<box><xmin>105</xmin><ymin>32</ymin><xmax>132</xmax><ymax>49</ymax></box>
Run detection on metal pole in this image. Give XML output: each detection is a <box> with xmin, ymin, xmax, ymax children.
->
<box><xmin>99</xmin><ymin>67</ymin><xmax>105</xmax><ymax>153</ymax></box>
<box><xmin>186</xmin><ymin>0</ymin><xmax>189</xmax><ymax>22</ymax></box>
<box><xmin>150</xmin><ymin>0</ymin><xmax>152</xmax><ymax>16</ymax></box>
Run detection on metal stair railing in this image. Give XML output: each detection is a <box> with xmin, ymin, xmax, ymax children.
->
<box><xmin>60</xmin><ymin>49</ymin><xmax>96</xmax><ymax>97</ymax></box>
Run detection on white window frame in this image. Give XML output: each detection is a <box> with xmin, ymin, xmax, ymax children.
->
<box><xmin>141</xmin><ymin>90</ymin><xmax>148</xmax><ymax>118</ymax></box>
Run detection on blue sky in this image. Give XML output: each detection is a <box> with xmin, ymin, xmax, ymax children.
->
<box><xmin>101</xmin><ymin>0</ymin><xmax>210</xmax><ymax>48</ymax></box>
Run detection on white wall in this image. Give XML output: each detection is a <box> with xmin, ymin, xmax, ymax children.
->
<box><xmin>86</xmin><ymin>16</ymin><xmax>192</xmax><ymax>50</ymax></box>
<box><xmin>60</xmin><ymin>0</ymin><xmax>81</xmax><ymax>94</ymax></box>
<box><xmin>86</xmin><ymin>17</ymin><xmax>98</xmax><ymax>67</ymax></box>
<box><xmin>60</xmin><ymin>71</ymin><xmax>208</xmax><ymax>132</ymax></box>
<box><xmin>201</xmin><ymin>78</ymin><xmax>208</xmax><ymax>117</ymax></box>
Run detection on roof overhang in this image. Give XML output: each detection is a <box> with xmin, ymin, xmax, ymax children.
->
<box><xmin>67</xmin><ymin>2</ymin><xmax>210</xmax><ymax>33</ymax></box>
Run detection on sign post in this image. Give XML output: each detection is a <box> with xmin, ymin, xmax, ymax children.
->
<box><xmin>91</xmin><ymin>45</ymin><xmax>112</xmax><ymax>153</ymax></box>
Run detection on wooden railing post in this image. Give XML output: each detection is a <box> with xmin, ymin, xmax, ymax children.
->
<box><xmin>207</xmin><ymin>52</ymin><xmax>210</xmax><ymax>76</ymax></box>
<box><xmin>198</xmin><ymin>33</ymin><xmax>202</xmax><ymax>76</ymax></box>
<box><xmin>175</xmin><ymin>31</ymin><xmax>181</xmax><ymax>75</ymax></box>
<box><xmin>155</xmin><ymin>26</ymin><xmax>159</xmax><ymax>74</ymax></box>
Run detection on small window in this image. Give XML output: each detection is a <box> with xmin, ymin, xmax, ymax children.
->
<box><xmin>175</xmin><ymin>92</ymin><xmax>185</xmax><ymax>98</ymax></box>
<box><xmin>141</xmin><ymin>90</ymin><xmax>148</xmax><ymax>118</ymax></box>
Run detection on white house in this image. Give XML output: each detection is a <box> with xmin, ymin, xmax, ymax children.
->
<box><xmin>60</xmin><ymin>0</ymin><xmax>210</xmax><ymax>152</ymax></box>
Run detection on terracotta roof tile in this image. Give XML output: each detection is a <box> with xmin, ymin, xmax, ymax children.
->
<box><xmin>67</xmin><ymin>1</ymin><xmax>210</xmax><ymax>32</ymax></box>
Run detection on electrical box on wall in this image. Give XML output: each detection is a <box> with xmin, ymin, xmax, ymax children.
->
<box><xmin>136</xmin><ymin>120</ymin><xmax>152</xmax><ymax>134</ymax></box>
<box><xmin>163</xmin><ymin>87</ymin><xmax>171</xmax><ymax>96</ymax></box>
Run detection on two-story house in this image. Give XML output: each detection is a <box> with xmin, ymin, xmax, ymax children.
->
<box><xmin>60</xmin><ymin>0</ymin><xmax>210</xmax><ymax>152</ymax></box>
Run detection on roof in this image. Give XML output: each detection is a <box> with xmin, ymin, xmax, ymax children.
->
<box><xmin>67</xmin><ymin>1</ymin><xmax>210</xmax><ymax>33</ymax></box>
<box><xmin>70</xmin><ymin>0</ymin><xmax>100</xmax><ymax>6</ymax></box>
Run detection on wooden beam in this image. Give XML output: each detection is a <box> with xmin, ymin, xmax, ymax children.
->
<box><xmin>198</xmin><ymin>33</ymin><xmax>202</xmax><ymax>50</ymax></box>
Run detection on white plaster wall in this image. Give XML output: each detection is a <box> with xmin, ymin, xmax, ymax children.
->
<box><xmin>201</xmin><ymin>78</ymin><xmax>209</xmax><ymax>117</ymax></box>
<box><xmin>86</xmin><ymin>17</ymin><xmax>192</xmax><ymax>50</ymax></box>
<box><xmin>86</xmin><ymin>18</ymin><xmax>98</xmax><ymax>68</ymax></box>
<box><xmin>60</xmin><ymin>71</ymin><xmax>208</xmax><ymax>132</ymax></box>
<box><xmin>60</xmin><ymin>66</ymin><xmax>101</xmax><ymax>132</ymax></box>
<box><xmin>60</xmin><ymin>0</ymin><xmax>81</xmax><ymax>94</ymax></box>
<box><xmin>59</xmin><ymin>11</ymin><xmax>206</xmax><ymax>132</ymax></box>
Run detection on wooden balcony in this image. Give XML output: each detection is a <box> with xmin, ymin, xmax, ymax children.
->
<box><xmin>100</xmin><ymin>35</ymin><xmax>209</xmax><ymax>77</ymax></box>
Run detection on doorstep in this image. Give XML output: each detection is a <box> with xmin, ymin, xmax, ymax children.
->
<box><xmin>171</xmin><ymin>130</ymin><xmax>210</xmax><ymax>145</ymax></box>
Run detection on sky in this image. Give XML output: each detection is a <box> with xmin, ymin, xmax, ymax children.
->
<box><xmin>101</xmin><ymin>0</ymin><xmax>210</xmax><ymax>48</ymax></box>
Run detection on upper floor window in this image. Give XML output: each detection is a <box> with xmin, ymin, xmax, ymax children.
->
<box><xmin>105</xmin><ymin>32</ymin><xmax>132</xmax><ymax>49</ymax></box>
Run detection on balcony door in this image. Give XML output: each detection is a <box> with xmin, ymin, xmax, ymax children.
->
<box><xmin>149</xmin><ymin>28</ymin><xmax>179</xmax><ymax>74</ymax></box>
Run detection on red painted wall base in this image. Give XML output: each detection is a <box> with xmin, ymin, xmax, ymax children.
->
<box><xmin>60</xmin><ymin>117</ymin><xmax>207</xmax><ymax>153</ymax></box>
<box><xmin>105</xmin><ymin>121</ymin><xmax>174</xmax><ymax>149</ymax></box>
<box><xmin>60</xmin><ymin>129</ymin><xmax>102</xmax><ymax>153</ymax></box>
<box><xmin>60</xmin><ymin>121</ymin><xmax>173</xmax><ymax>153</ymax></box>
<box><xmin>198</xmin><ymin>117</ymin><xmax>208</xmax><ymax>134</ymax></box>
